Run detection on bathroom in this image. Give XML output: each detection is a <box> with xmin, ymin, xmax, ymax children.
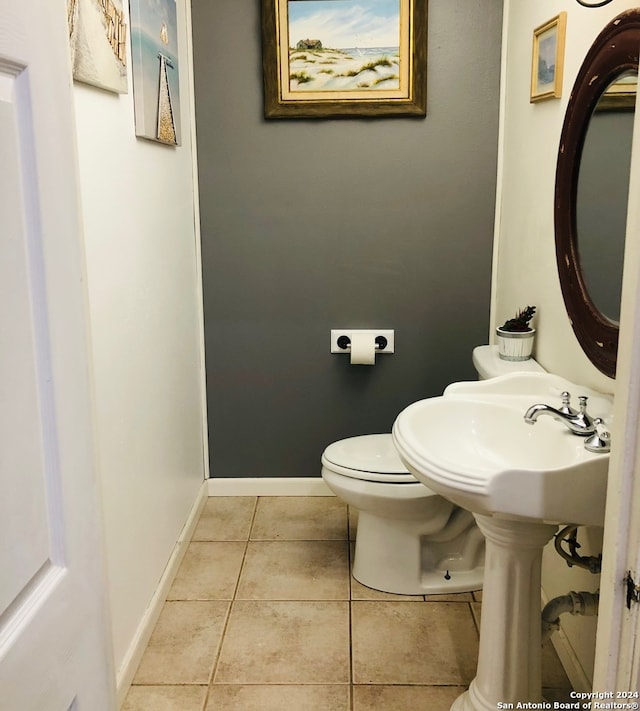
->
<box><xmin>3</xmin><ymin>0</ymin><xmax>640</xmax><ymax>708</ymax></box>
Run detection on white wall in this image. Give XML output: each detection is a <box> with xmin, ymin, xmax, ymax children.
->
<box><xmin>71</xmin><ymin>0</ymin><xmax>206</xmax><ymax>681</ymax></box>
<box><xmin>494</xmin><ymin>0</ymin><xmax>636</xmax><ymax>688</ymax></box>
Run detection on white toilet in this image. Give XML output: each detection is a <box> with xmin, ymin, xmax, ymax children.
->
<box><xmin>321</xmin><ymin>346</ymin><xmax>545</xmax><ymax>595</ymax></box>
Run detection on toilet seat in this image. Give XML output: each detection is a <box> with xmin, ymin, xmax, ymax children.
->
<box><xmin>321</xmin><ymin>434</ymin><xmax>419</xmax><ymax>484</ymax></box>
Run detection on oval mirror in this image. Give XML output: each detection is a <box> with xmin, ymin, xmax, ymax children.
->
<box><xmin>555</xmin><ymin>10</ymin><xmax>640</xmax><ymax>378</ymax></box>
<box><xmin>577</xmin><ymin>71</ymin><xmax>635</xmax><ymax>323</ymax></box>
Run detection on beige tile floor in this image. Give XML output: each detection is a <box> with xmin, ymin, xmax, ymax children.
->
<box><xmin>123</xmin><ymin>496</ymin><xmax>573</xmax><ymax>711</ymax></box>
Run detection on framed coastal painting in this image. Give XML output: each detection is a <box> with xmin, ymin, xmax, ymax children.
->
<box><xmin>261</xmin><ymin>0</ymin><xmax>427</xmax><ymax>118</ymax></box>
<box><xmin>530</xmin><ymin>12</ymin><xmax>566</xmax><ymax>103</ymax></box>
<box><xmin>128</xmin><ymin>0</ymin><xmax>181</xmax><ymax>145</ymax></box>
<box><xmin>67</xmin><ymin>0</ymin><xmax>128</xmax><ymax>94</ymax></box>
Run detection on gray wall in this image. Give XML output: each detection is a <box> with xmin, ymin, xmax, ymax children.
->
<box><xmin>192</xmin><ymin>0</ymin><xmax>503</xmax><ymax>478</ymax></box>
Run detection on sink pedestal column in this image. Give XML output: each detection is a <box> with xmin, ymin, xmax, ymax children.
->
<box><xmin>452</xmin><ymin>515</ymin><xmax>558</xmax><ymax>711</ymax></box>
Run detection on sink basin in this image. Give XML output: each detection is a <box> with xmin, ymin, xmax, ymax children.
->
<box><xmin>392</xmin><ymin>372</ymin><xmax>613</xmax><ymax>527</ymax></box>
<box><xmin>392</xmin><ymin>371</ymin><xmax>614</xmax><ymax>710</ymax></box>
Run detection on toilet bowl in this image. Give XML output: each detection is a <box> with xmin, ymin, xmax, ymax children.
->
<box><xmin>321</xmin><ymin>346</ymin><xmax>545</xmax><ymax>595</ymax></box>
<box><xmin>322</xmin><ymin>434</ymin><xmax>485</xmax><ymax>594</ymax></box>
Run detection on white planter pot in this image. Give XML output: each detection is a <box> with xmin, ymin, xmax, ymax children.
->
<box><xmin>496</xmin><ymin>328</ymin><xmax>535</xmax><ymax>361</ymax></box>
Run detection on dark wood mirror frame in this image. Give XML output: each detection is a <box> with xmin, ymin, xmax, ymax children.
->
<box><xmin>555</xmin><ymin>9</ymin><xmax>640</xmax><ymax>379</ymax></box>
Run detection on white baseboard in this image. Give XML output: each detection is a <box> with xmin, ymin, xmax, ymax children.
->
<box><xmin>115</xmin><ymin>480</ymin><xmax>208</xmax><ymax>708</ymax></box>
<box><xmin>207</xmin><ymin>477</ymin><xmax>333</xmax><ymax>497</ymax></box>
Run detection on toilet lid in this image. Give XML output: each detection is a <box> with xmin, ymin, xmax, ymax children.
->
<box><xmin>321</xmin><ymin>434</ymin><xmax>419</xmax><ymax>484</ymax></box>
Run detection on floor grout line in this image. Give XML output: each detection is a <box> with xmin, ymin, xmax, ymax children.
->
<box><xmin>340</xmin><ymin>505</ymin><xmax>356</xmax><ymax>703</ymax></box>
<box><xmin>201</xmin><ymin>497</ymin><xmax>257</xmax><ymax>708</ymax></box>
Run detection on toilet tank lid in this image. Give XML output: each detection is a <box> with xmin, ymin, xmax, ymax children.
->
<box><xmin>322</xmin><ymin>434</ymin><xmax>409</xmax><ymax>474</ymax></box>
<box><xmin>473</xmin><ymin>345</ymin><xmax>545</xmax><ymax>380</ymax></box>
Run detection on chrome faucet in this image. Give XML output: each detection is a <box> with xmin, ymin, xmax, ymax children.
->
<box><xmin>524</xmin><ymin>392</ymin><xmax>596</xmax><ymax>436</ymax></box>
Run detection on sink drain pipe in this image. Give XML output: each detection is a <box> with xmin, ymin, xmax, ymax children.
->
<box><xmin>541</xmin><ymin>590</ymin><xmax>599</xmax><ymax>642</ymax></box>
<box><xmin>554</xmin><ymin>525</ymin><xmax>602</xmax><ymax>574</ymax></box>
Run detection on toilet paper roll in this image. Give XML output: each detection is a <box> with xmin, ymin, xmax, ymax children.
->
<box><xmin>350</xmin><ymin>332</ymin><xmax>376</xmax><ymax>365</ymax></box>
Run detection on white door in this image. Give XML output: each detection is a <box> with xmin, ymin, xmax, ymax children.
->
<box><xmin>593</xmin><ymin>39</ymin><xmax>640</xmax><ymax>692</ymax></box>
<box><xmin>0</xmin><ymin>2</ymin><xmax>115</xmax><ymax>709</ymax></box>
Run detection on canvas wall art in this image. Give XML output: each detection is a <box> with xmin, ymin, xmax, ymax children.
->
<box><xmin>128</xmin><ymin>0</ymin><xmax>181</xmax><ymax>145</ymax></box>
<box><xmin>67</xmin><ymin>0</ymin><xmax>128</xmax><ymax>94</ymax></box>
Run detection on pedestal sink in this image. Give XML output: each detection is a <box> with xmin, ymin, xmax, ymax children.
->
<box><xmin>392</xmin><ymin>372</ymin><xmax>613</xmax><ymax>711</ymax></box>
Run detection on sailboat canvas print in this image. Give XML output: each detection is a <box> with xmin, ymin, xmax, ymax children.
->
<box><xmin>128</xmin><ymin>0</ymin><xmax>181</xmax><ymax>145</ymax></box>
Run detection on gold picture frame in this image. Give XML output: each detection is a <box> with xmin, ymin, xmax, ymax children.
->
<box><xmin>261</xmin><ymin>0</ymin><xmax>427</xmax><ymax>119</ymax></box>
<box><xmin>530</xmin><ymin>12</ymin><xmax>566</xmax><ymax>103</ymax></box>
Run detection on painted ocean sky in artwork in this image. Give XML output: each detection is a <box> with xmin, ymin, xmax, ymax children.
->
<box><xmin>288</xmin><ymin>0</ymin><xmax>400</xmax><ymax>50</ymax></box>
<box><xmin>287</xmin><ymin>0</ymin><xmax>401</xmax><ymax>92</ymax></box>
<box><xmin>130</xmin><ymin>0</ymin><xmax>181</xmax><ymax>142</ymax></box>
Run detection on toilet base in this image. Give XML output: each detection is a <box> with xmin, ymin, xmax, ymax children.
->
<box><xmin>352</xmin><ymin>509</ymin><xmax>484</xmax><ymax>596</ymax></box>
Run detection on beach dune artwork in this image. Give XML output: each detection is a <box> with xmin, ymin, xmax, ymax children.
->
<box><xmin>282</xmin><ymin>0</ymin><xmax>406</xmax><ymax>100</ymax></box>
<box><xmin>129</xmin><ymin>0</ymin><xmax>181</xmax><ymax>146</ymax></box>
<box><xmin>67</xmin><ymin>0</ymin><xmax>128</xmax><ymax>94</ymax></box>
<box><xmin>264</xmin><ymin>0</ymin><xmax>424</xmax><ymax>117</ymax></box>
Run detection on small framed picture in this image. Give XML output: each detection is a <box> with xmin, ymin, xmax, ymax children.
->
<box><xmin>530</xmin><ymin>12</ymin><xmax>566</xmax><ymax>103</ymax></box>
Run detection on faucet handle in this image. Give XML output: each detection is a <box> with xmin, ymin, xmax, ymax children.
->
<box><xmin>584</xmin><ymin>418</ymin><xmax>611</xmax><ymax>453</ymax></box>
<box><xmin>559</xmin><ymin>391</ymin><xmax>577</xmax><ymax>415</ymax></box>
<box><xmin>577</xmin><ymin>396</ymin><xmax>596</xmax><ymax>430</ymax></box>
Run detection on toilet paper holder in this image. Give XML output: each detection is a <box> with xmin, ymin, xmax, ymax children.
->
<box><xmin>330</xmin><ymin>330</ymin><xmax>395</xmax><ymax>354</ymax></box>
<box><xmin>337</xmin><ymin>335</ymin><xmax>387</xmax><ymax>350</ymax></box>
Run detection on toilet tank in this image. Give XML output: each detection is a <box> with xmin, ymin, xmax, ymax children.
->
<box><xmin>472</xmin><ymin>345</ymin><xmax>545</xmax><ymax>380</ymax></box>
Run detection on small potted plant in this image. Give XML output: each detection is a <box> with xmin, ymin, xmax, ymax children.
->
<box><xmin>496</xmin><ymin>306</ymin><xmax>536</xmax><ymax>361</ymax></box>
